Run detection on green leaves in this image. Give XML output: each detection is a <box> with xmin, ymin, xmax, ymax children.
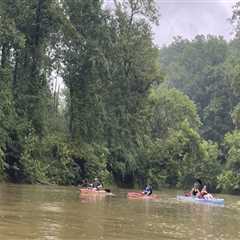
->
<box><xmin>217</xmin><ymin>171</ymin><xmax>240</xmax><ymax>193</ymax></box>
<box><xmin>20</xmin><ymin>132</ymin><xmax>81</xmax><ymax>185</ymax></box>
<box><xmin>139</xmin><ymin>86</ymin><xmax>221</xmax><ymax>189</ymax></box>
<box><xmin>148</xmin><ymin>86</ymin><xmax>201</xmax><ymax>138</ymax></box>
<box><xmin>232</xmin><ymin>103</ymin><xmax>240</xmax><ymax>129</ymax></box>
<box><xmin>160</xmin><ymin>35</ymin><xmax>237</xmax><ymax>142</ymax></box>
<box><xmin>61</xmin><ymin>0</ymin><xmax>163</xmax><ymax>186</ymax></box>
<box><xmin>114</xmin><ymin>0</ymin><xmax>160</xmax><ymax>25</ymax></box>
<box><xmin>232</xmin><ymin>2</ymin><xmax>240</xmax><ymax>38</ymax></box>
<box><xmin>1</xmin><ymin>0</ymin><xmax>240</xmax><ymax>193</ymax></box>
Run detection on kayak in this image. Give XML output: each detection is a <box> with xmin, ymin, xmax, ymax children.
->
<box><xmin>128</xmin><ymin>192</ymin><xmax>159</xmax><ymax>200</ymax></box>
<box><xmin>177</xmin><ymin>195</ymin><xmax>224</xmax><ymax>205</ymax></box>
<box><xmin>79</xmin><ymin>188</ymin><xmax>111</xmax><ymax>194</ymax></box>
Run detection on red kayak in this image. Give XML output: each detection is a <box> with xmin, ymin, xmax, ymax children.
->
<box><xmin>127</xmin><ymin>192</ymin><xmax>159</xmax><ymax>200</ymax></box>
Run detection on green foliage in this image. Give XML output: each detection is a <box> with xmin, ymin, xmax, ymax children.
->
<box><xmin>217</xmin><ymin>171</ymin><xmax>240</xmax><ymax>193</ymax></box>
<box><xmin>232</xmin><ymin>107</ymin><xmax>240</xmax><ymax>129</ymax></box>
<box><xmin>21</xmin><ymin>132</ymin><xmax>48</xmax><ymax>183</ymax></box>
<box><xmin>223</xmin><ymin>131</ymin><xmax>240</xmax><ymax>172</ymax></box>
<box><xmin>0</xmin><ymin>67</ymin><xmax>15</xmax><ymax>179</ymax></box>
<box><xmin>136</xmin><ymin>87</ymin><xmax>221</xmax><ymax>189</ymax></box>
<box><xmin>161</xmin><ymin>122</ymin><xmax>219</xmax><ymax>188</ymax></box>
<box><xmin>160</xmin><ymin>36</ymin><xmax>238</xmax><ymax>142</ymax></box>
<box><xmin>232</xmin><ymin>2</ymin><xmax>240</xmax><ymax>38</ymax></box>
<box><xmin>148</xmin><ymin>86</ymin><xmax>201</xmax><ymax>137</ymax></box>
<box><xmin>21</xmin><ymin>132</ymin><xmax>80</xmax><ymax>185</ymax></box>
<box><xmin>0</xmin><ymin>0</ymin><xmax>240</xmax><ymax>195</ymax></box>
<box><xmin>72</xmin><ymin>142</ymin><xmax>110</xmax><ymax>183</ymax></box>
<box><xmin>215</xmin><ymin>131</ymin><xmax>240</xmax><ymax>193</ymax></box>
<box><xmin>62</xmin><ymin>0</ymin><xmax>162</xmax><ymax>186</ymax></box>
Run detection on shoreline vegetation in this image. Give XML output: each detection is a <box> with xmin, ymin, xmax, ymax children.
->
<box><xmin>1</xmin><ymin>0</ymin><xmax>240</xmax><ymax>194</ymax></box>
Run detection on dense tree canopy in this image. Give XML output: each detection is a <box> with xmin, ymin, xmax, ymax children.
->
<box><xmin>0</xmin><ymin>0</ymin><xmax>240</xmax><ymax>193</ymax></box>
<box><xmin>160</xmin><ymin>35</ymin><xmax>240</xmax><ymax>142</ymax></box>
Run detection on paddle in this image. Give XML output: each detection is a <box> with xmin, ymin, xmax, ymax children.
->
<box><xmin>104</xmin><ymin>188</ymin><xmax>111</xmax><ymax>193</ymax></box>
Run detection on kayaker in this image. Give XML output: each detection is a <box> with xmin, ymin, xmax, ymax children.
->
<box><xmin>92</xmin><ymin>178</ymin><xmax>103</xmax><ymax>190</ymax></box>
<box><xmin>143</xmin><ymin>184</ymin><xmax>153</xmax><ymax>196</ymax></box>
<box><xmin>190</xmin><ymin>183</ymin><xmax>200</xmax><ymax>196</ymax></box>
<box><xmin>199</xmin><ymin>185</ymin><xmax>214</xmax><ymax>199</ymax></box>
<box><xmin>81</xmin><ymin>179</ymin><xmax>90</xmax><ymax>187</ymax></box>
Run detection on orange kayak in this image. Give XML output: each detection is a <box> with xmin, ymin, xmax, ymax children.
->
<box><xmin>79</xmin><ymin>188</ymin><xmax>110</xmax><ymax>194</ymax></box>
<box><xmin>127</xmin><ymin>192</ymin><xmax>159</xmax><ymax>200</ymax></box>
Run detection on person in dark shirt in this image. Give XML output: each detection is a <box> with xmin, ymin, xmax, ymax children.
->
<box><xmin>190</xmin><ymin>182</ymin><xmax>200</xmax><ymax>196</ymax></box>
<box><xmin>143</xmin><ymin>184</ymin><xmax>153</xmax><ymax>196</ymax></box>
<box><xmin>92</xmin><ymin>178</ymin><xmax>103</xmax><ymax>190</ymax></box>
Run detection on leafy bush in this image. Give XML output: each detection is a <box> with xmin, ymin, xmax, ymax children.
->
<box><xmin>21</xmin><ymin>132</ymin><xmax>80</xmax><ymax>185</ymax></box>
<box><xmin>217</xmin><ymin>131</ymin><xmax>240</xmax><ymax>193</ymax></box>
<box><xmin>72</xmin><ymin>142</ymin><xmax>111</xmax><ymax>184</ymax></box>
<box><xmin>217</xmin><ymin>171</ymin><xmax>240</xmax><ymax>193</ymax></box>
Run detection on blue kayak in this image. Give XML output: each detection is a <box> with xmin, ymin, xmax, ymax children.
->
<box><xmin>177</xmin><ymin>195</ymin><xmax>224</xmax><ymax>205</ymax></box>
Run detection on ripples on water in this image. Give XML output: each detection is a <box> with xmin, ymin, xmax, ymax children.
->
<box><xmin>0</xmin><ymin>184</ymin><xmax>240</xmax><ymax>240</ymax></box>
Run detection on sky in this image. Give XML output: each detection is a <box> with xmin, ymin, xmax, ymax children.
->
<box><xmin>153</xmin><ymin>0</ymin><xmax>239</xmax><ymax>46</ymax></box>
<box><xmin>105</xmin><ymin>0</ymin><xmax>239</xmax><ymax>47</ymax></box>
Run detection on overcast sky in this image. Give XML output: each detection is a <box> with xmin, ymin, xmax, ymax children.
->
<box><xmin>152</xmin><ymin>0</ymin><xmax>239</xmax><ymax>47</ymax></box>
<box><xmin>105</xmin><ymin>0</ymin><xmax>239</xmax><ymax>47</ymax></box>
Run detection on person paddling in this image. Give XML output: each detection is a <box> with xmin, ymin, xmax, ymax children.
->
<box><xmin>92</xmin><ymin>178</ymin><xmax>103</xmax><ymax>190</ymax></box>
<box><xmin>199</xmin><ymin>185</ymin><xmax>214</xmax><ymax>200</ymax></box>
<box><xmin>189</xmin><ymin>182</ymin><xmax>200</xmax><ymax>197</ymax></box>
<box><xmin>143</xmin><ymin>184</ymin><xmax>153</xmax><ymax>196</ymax></box>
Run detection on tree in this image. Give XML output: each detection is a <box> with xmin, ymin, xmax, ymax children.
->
<box><xmin>62</xmin><ymin>0</ymin><xmax>162</xmax><ymax>186</ymax></box>
<box><xmin>160</xmin><ymin>35</ymin><xmax>238</xmax><ymax>142</ymax></box>
<box><xmin>148</xmin><ymin>86</ymin><xmax>201</xmax><ymax>138</ymax></box>
<box><xmin>232</xmin><ymin>1</ymin><xmax>240</xmax><ymax>38</ymax></box>
<box><xmin>137</xmin><ymin>87</ymin><xmax>220</xmax><ymax>188</ymax></box>
<box><xmin>103</xmin><ymin>0</ymin><xmax>161</xmax><ymax>185</ymax></box>
<box><xmin>217</xmin><ymin>131</ymin><xmax>240</xmax><ymax>193</ymax></box>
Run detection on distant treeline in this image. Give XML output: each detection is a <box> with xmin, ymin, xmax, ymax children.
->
<box><xmin>1</xmin><ymin>0</ymin><xmax>240</xmax><ymax>194</ymax></box>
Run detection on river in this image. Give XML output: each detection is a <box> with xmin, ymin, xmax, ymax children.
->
<box><xmin>0</xmin><ymin>184</ymin><xmax>240</xmax><ymax>240</ymax></box>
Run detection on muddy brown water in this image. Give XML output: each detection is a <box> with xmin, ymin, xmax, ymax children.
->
<box><xmin>0</xmin><ymin>184</ymin><xmax>240</xmax><ymax>240</ymax></box>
